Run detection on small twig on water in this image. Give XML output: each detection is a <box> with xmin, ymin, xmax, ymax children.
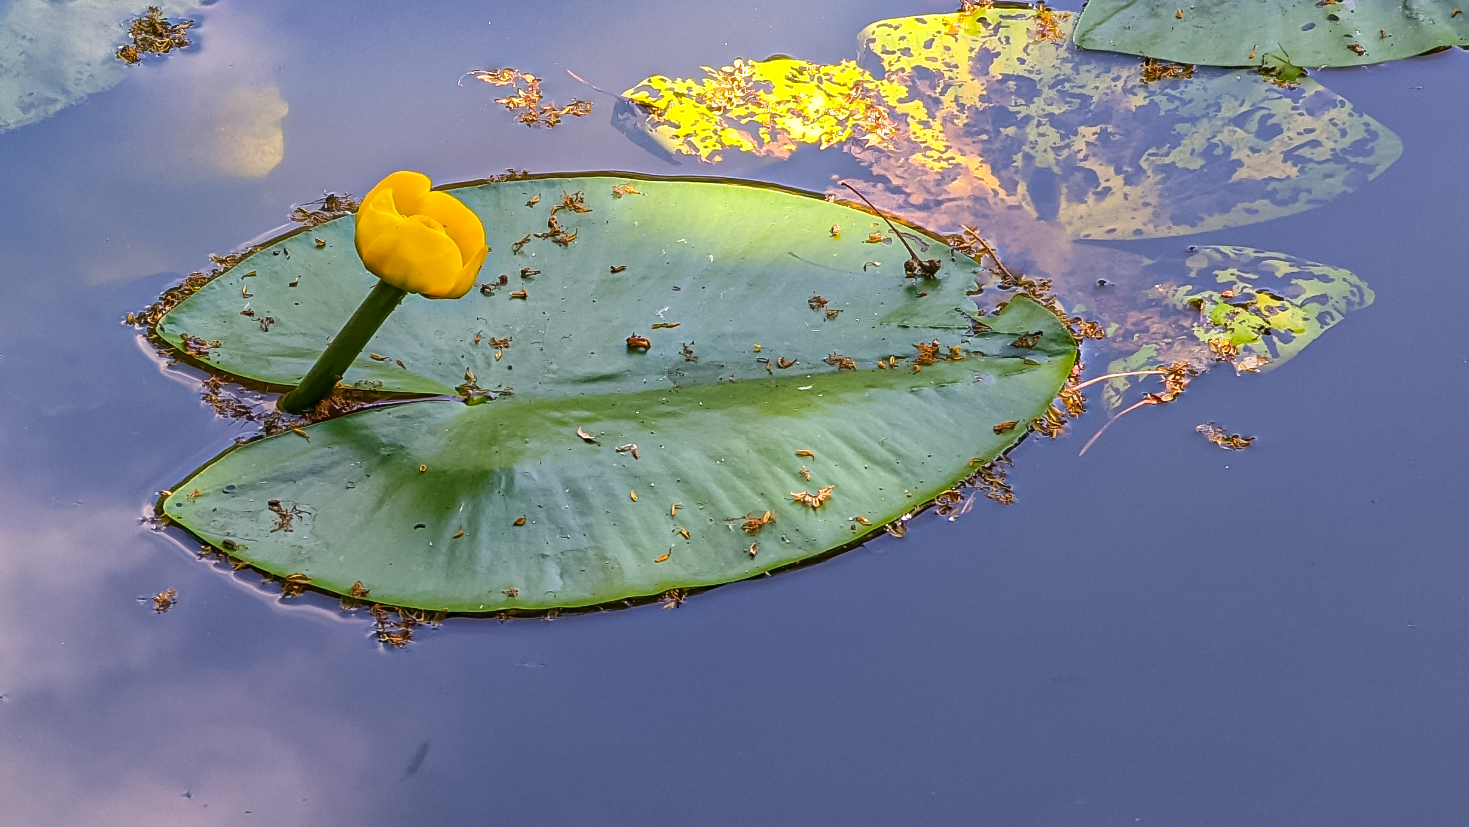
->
<box><xmin>1078</xmin><ymin>396</ymin><xmax>1160</xmax><ymax>456</ymax></box>
<box><xmin>1071</xmin><ymin>369</ymin><xmax>1167</xmax><ymax>391</ymax></box>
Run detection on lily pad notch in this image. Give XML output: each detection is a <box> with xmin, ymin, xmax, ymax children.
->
<box><xmin>150</xmin><ymin>172</ymin><xmax>1080</xmax><ymax>613</ymax></box>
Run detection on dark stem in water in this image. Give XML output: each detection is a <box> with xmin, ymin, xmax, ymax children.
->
<box><xmin>278</xmin><ymin>281</ymin><xmax>408</xmax><ymax>413</ymax></box>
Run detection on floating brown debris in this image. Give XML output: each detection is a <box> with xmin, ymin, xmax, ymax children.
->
<box><xmin>267</xmin><ymin>498</ymin><xmax>305</xmax><ymax>533</ymax></box>
<box><xmin>612</xmin><ymin>183</ymin><xmax>643</xmax><ymax>198</ymax></box>
<box><xmin>626</xmin><ymin>334</ymin><xmax>651</xmax><ymax>351</ymax></box>
<box><xmin>1031</xmin><ymin>404</ymin><xmax>1068</xmax><ymax>439</ymax></box>
<box><xmin>1030</xmin><ymin>2</ymin><xmax>1067</xmax><ymax>42</ymax></box>
<box><xmin>465</xmin><ymin>68</ymin><xmax>593</xmax><ymax>128</ymax></box>
<box><xmin>116</xmin><ymin>7</ymin><xmax>193</xmax><ymax>65</ymax></box>
<box><xmin>1196</xmin><ymin>422</ymin><xmax>1255</xmax><ymax>450</ymax></box>
<box><xmin>279</xmin><ymin>573</ymin><xmax>311</xmax><ymax>599</ymax></box>
<box><xmin>289</xmin><ymin>193</ymin><xmax>359</xmax><ymax>226</ymax></box>
<box><xmin>1141</xmin><ymin>58</ymin><xmax>1195</xmax><ymax>83</ymax></box>
<box><xmin>808</xmin><ymin>294</ymin><xmax>829</xmax><ymax>311</ymax></box>
<box><xmin>151</xmin><ymin>588</ymin><xmax>177</xmax><ymax>613</ymax></box>
<box><xmin>661</xmin><ymin>588</ymin><xmax>688</xmax><ymax>609</ymax></box>
<box><xmin>180</xmin><ymin>335</ymin><xmax>219</xmax><ymax>358</ymax></box>
<box><xmin>913</xmin><ymin>339</ymin><xmax>942</xmax><ymax>367</ymax></box>
<box><xmin>340</xmin><ymin>581</ymin><xmax>371</xmax><ymax>611</ymax></box>
<box><xmin>972</xmin><ymin>456</ymin><xmax>1015</xmax><ymax>505</ymax></box>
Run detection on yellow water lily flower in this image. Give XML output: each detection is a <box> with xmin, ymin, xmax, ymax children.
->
<box><xmin>355</xmin><ymin>170</ymin><xmax>488</xmax><ymax>299</ymax></box>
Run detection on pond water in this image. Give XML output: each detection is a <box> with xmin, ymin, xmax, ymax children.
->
<box><xmin>2</xmin><ymin>1</ymin><xmax>1467</xmax><ymax>824</ymax></box>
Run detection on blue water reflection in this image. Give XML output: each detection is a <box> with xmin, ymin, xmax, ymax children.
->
<box><xmin>2</xmin><ymin>0</ymin><xmax>1468</xmax><ymax>824</ymax></box>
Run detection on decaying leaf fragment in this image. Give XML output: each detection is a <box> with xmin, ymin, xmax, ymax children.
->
<box><xmin>1196</xmin><ymin>422</ymin><xmax>1254</xmax><ymax>450</ymax></box>
<box><xmin>290</xmin><ymin>193</ymin><xmax>359</xmax><ymax>226</ymax></box>
<box><xmin>465</xmin><ymin>68</ymin><xmax>593</xmax><ymax>128</ymax></box>
<box><xmin>151</xmin><ymin>588</ymin><xmax>178</xmax><ymax>612</ymax></box>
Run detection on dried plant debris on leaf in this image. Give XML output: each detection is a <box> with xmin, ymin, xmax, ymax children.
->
<box><xmin>465</xmin><ymin>69</ymin><xmax>593</xmax><ymax>128</ymax></box>
<box><xmin>117</xmin><ymin>6</ymin><xmax>193</xmax><ymax>65</ymax></box>
<box><xmin>126</xmin><ymin>250</ymin><xmax>258</xmax><ymax>330</ymax></box>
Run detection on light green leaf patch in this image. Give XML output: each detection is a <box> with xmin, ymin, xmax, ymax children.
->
<box><xmin>1101</xmin><ymin>245</ymin><xmax>1374</xmax><ymax>408</ymax></box>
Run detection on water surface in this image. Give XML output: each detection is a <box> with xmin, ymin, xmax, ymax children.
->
<box><xmin>1</xmin><ymin>1</ymin><xmax>1467</xmax><ymax>824</ymax></box>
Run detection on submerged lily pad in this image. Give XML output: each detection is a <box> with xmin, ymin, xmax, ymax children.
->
<box><xmin>619</xmin><ymin>9</ymin><xmax>1400</xmax><ymax>240</ymax></box>
<box><xmin>849</xmin><ymin>8</ymin><xmax>1402</xmax><ymax>239</ymax></box>
<box><xmin>1074</xmin><ymin>0</ymin><xmax>1469</xmax><ymax>68</ymax></box>
<box><xmin>1098</xmin><ymin>245</ymin><xmax>1374</xmax><ymax>408</ymax></box>
<box><xmin>157</xmin><ymin>174</ymin><xmax>1078</xmax><ymax>611</ymax></box>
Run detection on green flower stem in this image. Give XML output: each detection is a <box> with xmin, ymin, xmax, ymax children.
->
<box><xmin>278</xmin><ymin>281</ymin><xmax>408</xmax><ymax>413</ymax></box>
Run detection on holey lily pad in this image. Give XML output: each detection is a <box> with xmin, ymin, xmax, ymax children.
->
<box><xmin>617</xmin><ymin>9</ymin><xmax>1401</xmax><ymax>239</ymax></box>
<box><xmin>1096</xmin><ymin>246</ymin><xmax>1374</xmax><ymax>409</ymax></box>
<box><xmin>156</xmin><ymin>174</ymin><xmax>1078</xmax><ymax>612</ymax></box>
<box><xmin>1074</xmin><ymin>0</ymin><xmax>1469</xmax><ymax>69</ymax></box>
<box><xmin>848</xmin><ymin>8</ymin><xmax>1402</xmax><ymax>240</ymax></box>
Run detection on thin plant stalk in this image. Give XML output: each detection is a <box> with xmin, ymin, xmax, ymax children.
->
<box><xmin>1070</xmin><ymin>369</ymin><xmax>1166</xmax><ymax>391</ymax></box>
<box><xmin>278</xmin><ymin>281</ymin><xmax>408</xmax><ymax>413</ymax></box>
<box><xmin>839</xmin><ymin>181</ymin><xmax>926</xmax><ymax>265</ymax></box>
<box><xmin>1078</xmin><ymin>396</ymin><xmax>1158</xmax><ymax>456</ymax></box>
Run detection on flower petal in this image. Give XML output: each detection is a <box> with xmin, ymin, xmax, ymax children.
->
<box><xmin>435</xmin><ymin>243</ymin><xmax>489</xmax><ymax>300</ymax></box>
<box><xmin>418</xmin><ymin>190</ymin><xmax>487</xmax><ymax>265</ymax></box>
<box><xmin>363</xmin><ymin>170</ymin><xmax>431</xmax><ymax>216</ymax></box>
<box><xmin>354</xmin><ymin>186</ymin><xmax>407</xmax><ymax>260</ymax></box>
<box><xmin>360</xmin><ymin>215</ymin><xmax>463</xmax><ymax>296</ymax></box>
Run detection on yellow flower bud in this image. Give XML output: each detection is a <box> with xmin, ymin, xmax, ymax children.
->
<box><xmin>354</xmin><ymin>171</ymin><xmax>488</xmax><ymax>299</ymax></box>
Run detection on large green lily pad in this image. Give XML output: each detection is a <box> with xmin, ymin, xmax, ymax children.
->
<box><xmin>157</xmin><ymin>175</ymin><xmax>1078</xmax><ymax>611</ymax></box>
<box><xmin>1074</xmin><ymin>0</ymin><xmax>1469</xmax><ymax>68</ymax></box>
